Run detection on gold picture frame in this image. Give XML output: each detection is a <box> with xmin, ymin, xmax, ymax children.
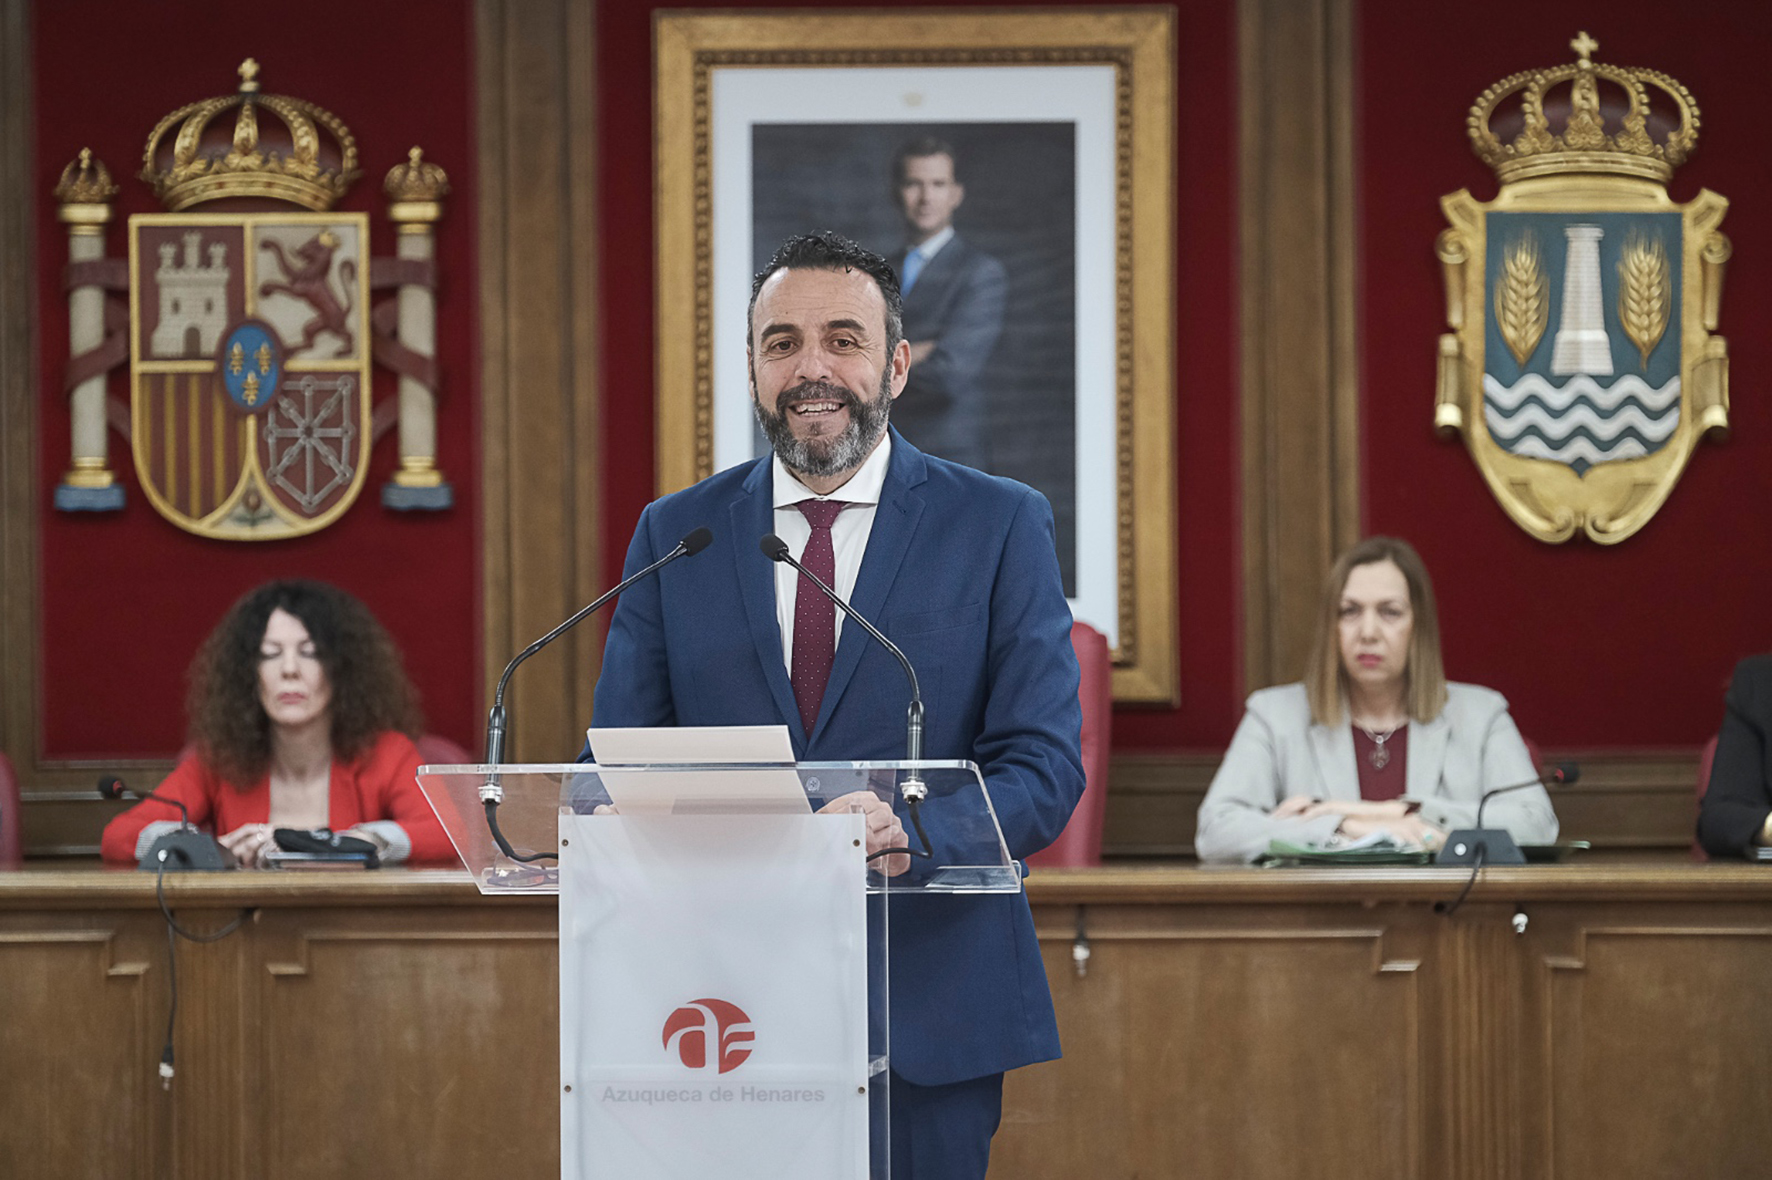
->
<box><xmin>655</xmin><ymin>7</ymin><xmax>1177</xmax><ymax>703</ymax></box>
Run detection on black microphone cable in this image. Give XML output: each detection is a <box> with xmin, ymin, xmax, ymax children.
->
<box><xmin>101</xmin><ymin>776</ymin><xmax>250</xmax><ymax>1088</ymax></box>
<box><xmin>761</xmin><ymin>533</ymin><xmax>934</xmax><ymax>863</ymax></box>
<box><xmin>480</xmin><ymin>526</ymin><xmax>714</xmax><ymax>863</ymax></box>
<box><xmin>1435</xmin><ymin>763</ymin><xmax>1578</xmax><ymax>917</ymax></box>
<box><xmin>153</xmin><ymin>851</ymin><xmax>250</xmax><ymax>1089</ymax></box>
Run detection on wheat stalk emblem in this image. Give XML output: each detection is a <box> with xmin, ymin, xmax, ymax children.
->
<box><xmin>1617</xmin><ymin>231</ymin><xmax>1671</xmax><ymax>369</ymax></box>
<box><xmin>1493</xmin><ymin>234</ymin><xmax>1548</xmax><ymax>368</ymax></box>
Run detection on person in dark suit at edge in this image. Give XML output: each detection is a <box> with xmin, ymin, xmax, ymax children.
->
<box><xmin>1699</xmin><ymin>655</ymin><xmax>1772</xmax><ymax>859</ymax></box>
<box><xmin>887</xmin><ymin>137</ymin><xmax>1007</xmax><ymax>471</ymax></box>
<box><xmin>588</xmin><ymin>230</ymin><xmax>1083</xmax><ymax>1179</ymax></box>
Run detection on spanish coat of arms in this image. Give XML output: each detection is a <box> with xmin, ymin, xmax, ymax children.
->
<box><xmin>1434</xmin><ymin>33</ymin><xmax>1730</xmax><ymax>544</ymax></box>
<box><xmin>52</xmin><ymin>59</ymin><xmax>453</xmax><ymax>540</ymax></box>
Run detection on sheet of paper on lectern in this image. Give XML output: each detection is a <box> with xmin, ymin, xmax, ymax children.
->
<box><xmin>587</xmin><ymin>725</ymin><xmax>808</xmax><ymax>815</ymax></box>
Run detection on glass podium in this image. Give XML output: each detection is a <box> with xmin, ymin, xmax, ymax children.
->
<box><xmin>417</xmin><ymin>761</ymin><xmax>1020</xmax><ymax>1180</ymax></box>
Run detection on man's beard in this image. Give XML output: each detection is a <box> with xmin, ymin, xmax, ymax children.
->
<box><xmin>752</xmin><ymin>369</ymin><xmax>893</xmax><ymax>480</ymax></box>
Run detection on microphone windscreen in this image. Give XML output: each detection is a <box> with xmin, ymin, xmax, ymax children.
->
<box><xmin>759</xmin><ymin>534</ymin><xmax>791</xmax><ymax>562</ymax></box>
<box><xmin>680</xmin><ymin>526</ymin><xmax>713</xmax><ymax>556</ymax></box>
<box><xmin>97</xmin><ymin>776</ymin><xmax>126</xmax><ymax>800</ymax></box>
<box><xmin>1548</xmin><ymin>762</ymin><xmax>1580</xmax><ymax>785</ymax></box>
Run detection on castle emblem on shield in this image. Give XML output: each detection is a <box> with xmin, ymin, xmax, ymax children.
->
<box><xmin>130</xmin><ymin>215</ymin><xmax>371</xmax><ymax>537</ymax></box>
<box><xmin>1434</xmin><ymin>33</ymin><xmax>1731</xmax><ymax>543</ymax></box>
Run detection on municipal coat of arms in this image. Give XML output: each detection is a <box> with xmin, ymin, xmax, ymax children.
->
<box><xmin>1434</xmin><ymin>33</ymin><xmax>1730</xmax><ymax>543</ymax></box>
<box><xmin>52</xmin><ymin>59</ymin><xmax>453</xmax><ymax>539</ymax></box>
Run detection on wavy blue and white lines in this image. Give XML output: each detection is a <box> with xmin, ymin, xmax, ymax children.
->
<box><xmin>1483</xmin><ymin>372</ymin><xmax>1680</xmax><ymax>474</ymax></box>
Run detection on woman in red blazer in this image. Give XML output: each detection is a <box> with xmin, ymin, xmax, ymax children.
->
<box><xmin>101</xmin><ymin>580</ymin><xmax>453</xmax><ymax>867</ymax></box>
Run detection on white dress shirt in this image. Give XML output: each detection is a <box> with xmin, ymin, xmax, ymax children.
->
<box><xmin>771</xmin><ymin>435</ymin><xmax>892</xmax><ymax>671</ymax></box>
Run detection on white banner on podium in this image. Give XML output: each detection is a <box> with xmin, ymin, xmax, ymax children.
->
<box><xmin>560</xmin><ymin>812</ymin><xmax>869</xmax><ymax>1179</ymax></box>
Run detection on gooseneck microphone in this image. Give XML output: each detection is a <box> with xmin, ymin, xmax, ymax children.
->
<box><xmin>1436</xmin><ymin>762</ymin><xmax>1579</xmax><ymax>916</ymax></box>
<box><xmin>760</xmin><ymin>533</ymin><xmax>932</xmax><ymax>860</ymax></box>
<box><xmin>480</xmin><ymin>526</ymin><xmax>714</xmax><ymax>863</ymax></box>
<box><xmin>98</xmin><ymin>777</ymin><xmax>235</xmax><ymax>871</ymax></box>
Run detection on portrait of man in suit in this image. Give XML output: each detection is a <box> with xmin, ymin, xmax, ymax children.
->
<box><xmin>887</xmin><ymin>137</ymin><xmax>1006</xmax><ymax>472</ymax></box>
<box><xmin>750</xmin><ymin>121</ymin><xmax>1080</xmax><ymax>595</ymax></box>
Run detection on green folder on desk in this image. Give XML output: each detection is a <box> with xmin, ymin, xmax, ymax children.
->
<box><xmin>1257</xmin><ymin>835</ymin><xmax>1433</xmax><ymax>867</ymax></box>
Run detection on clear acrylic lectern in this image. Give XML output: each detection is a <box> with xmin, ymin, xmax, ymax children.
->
<box><xmin>417</xmin><ymin>761</ymin><xmax>1020</xmax><ymax>1180</ymax></box>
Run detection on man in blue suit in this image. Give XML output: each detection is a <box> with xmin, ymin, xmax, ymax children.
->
<box><xmin>888</xmin><ymin>138</ymin><xmax>1006</xmax><ymax>471</ymax></box>
<box><xmin>591</xmin><ymin>230</ymin><xmax>1083</xmax><ymax>1179</ymax></box>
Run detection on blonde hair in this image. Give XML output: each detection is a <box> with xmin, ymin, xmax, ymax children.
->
<box><xmin>1303</xmin><ymin>536</ymin><xmax>1448</xmax><ymax>726</ymax></box>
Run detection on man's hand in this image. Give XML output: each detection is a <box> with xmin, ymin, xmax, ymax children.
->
<box><xmin>818</xmin><ymin>790</ymin><xmax>910</xmax><ymax>877</ymax></box>
<box><xmin>907</xmin><ymin>340</ymin><xmax>936</xmax><ymax>365</ymax></box>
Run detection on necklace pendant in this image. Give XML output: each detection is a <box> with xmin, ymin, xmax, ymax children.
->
<box><xmin>1368</xmin><ymin>744</ymin><xmax>1390</xmax><ymax>770</ymax></box>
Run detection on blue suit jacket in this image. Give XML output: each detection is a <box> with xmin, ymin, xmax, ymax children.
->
<box><xmin>590</xmin><ymin>431</ymin><xmax>1084</xmax><ymax>1084</ymax></box>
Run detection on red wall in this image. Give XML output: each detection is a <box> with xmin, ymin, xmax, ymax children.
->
<box><xmin>41</xmin><ymin>3</ymin><xmax>1723</xmax><ymax>766</ymax></box>
<box><xmin>594</xmin><ymin>0</ymin><xmax>1245</xmax><ymax>753</ymax></box>
<box><xmin>32</xmin><ymin>0</ymin><xmax>482</xmax><ymax>758</ymax></box>
<box><xmin>1359</xmin><ymin>5</ymin><xmax>1771</xmax><ymax>748</ymax></box>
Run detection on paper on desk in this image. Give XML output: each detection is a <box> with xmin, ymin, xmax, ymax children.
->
<box><xmin>586</xmin><ymin>725</ymin><xmax>810</xmax><ymax>815</ymax></box>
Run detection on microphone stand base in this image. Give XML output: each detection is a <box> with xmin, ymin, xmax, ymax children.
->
<box><xmin>1436</xmin><ymin>830</ymin><xmax>1526</xmax><ymax>867</ymax></box>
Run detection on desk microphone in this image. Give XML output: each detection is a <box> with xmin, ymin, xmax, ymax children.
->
<box><xmin>97</xmin><ymin>777</ymin><xmax>235</xmax><ymax>871</ymax></box>
<box><xmin>1436</xmin><ymin>762</ymin><xmax>1578</xmax><ymax>867</ymax></box>
<box><xmin>760</xmin><ymin>533</ymin><xmax>932</xmax><ymax>859</ymax></box>
<box><xmin>479</xmin><ymin>525</ymin><xmax>713</xmax><ymax>862</ymax></box>
<box><xmin>1435</xmin><ymin>762</ymin><xmax>1578</xmax><ymax>916</ymax></box>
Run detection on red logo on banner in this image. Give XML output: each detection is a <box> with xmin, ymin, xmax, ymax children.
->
<box><xmin>662</xmin><ymin>998</ymin><xmax>754</xmax><ymax>1074</ymax></box>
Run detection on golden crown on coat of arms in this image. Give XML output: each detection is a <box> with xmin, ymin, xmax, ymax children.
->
<box><xmin>139</xmin><ymin>58</ymin><xmax>360</xmax><ymax>211</ymax></box>
<box><xmin>1467</xmin><ymin>31</ymin><xmax>1700</xmax><ymax>185</ymax></box>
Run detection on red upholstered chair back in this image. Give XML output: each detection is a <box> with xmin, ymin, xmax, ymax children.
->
<box><xmin>1694</xmin><ymin>733</ymin><xmax>1719</xmax><ymax>862</ymax></box>
<box><xmin>0</xmin><ymin>751</ymin><xmax>21</xmax><ymax>868</ymax></box>
<box><xmin>415</xmin><ymin>733</ymin><xmax>476</xmax><ymax>766</ymax></box>
<box><xmin>1028</xmin><ymin>622</ymin><xmax>1112</xmax><ymax>868</ymax></box>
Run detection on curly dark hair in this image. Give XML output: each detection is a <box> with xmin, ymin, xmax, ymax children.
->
<box><xmin>187</xmin><ymin>580</ymin><xmax>422</xmax><ymax>784</ymax></box>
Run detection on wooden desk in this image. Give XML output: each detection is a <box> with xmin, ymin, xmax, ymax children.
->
<box><xmin>0</xmin><ymin>870</ymin><xmax>557</xmax><ymax>1178</ymax></box>
<box><xmin>1003</xmin><ymin>862</ymin><xmax>1772</xmax><ymax>1180</ymax></box>
<box><xmin>2</xmin><ymin>863</ymin><xmax>1768</xmax><ymax>1178</ymax></box>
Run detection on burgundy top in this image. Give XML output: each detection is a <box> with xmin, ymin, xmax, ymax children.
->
<box><xmin>1352</xmin><ymin>724</ymin><xmax>1409</xmax><ymax>802</ymax></box>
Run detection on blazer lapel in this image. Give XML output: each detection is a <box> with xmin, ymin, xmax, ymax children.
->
<box><xmin>1308</xmin><ymin>719</ymin><xmax>1361</xmax><ymax>801</ymax></box>
<box><xmin>730</xmin><ymin>460</ymin><xmax>804</xmax><ymax>751</ymax></box>
<box><xmin>1405</xmin><ymin>710</ymin><xmax>1451</xmax><ymax>800</ymax></box>
<box><xmin>809</xmin><ymin>434</ymin><xmax>927</xmax><ymax>743</ymax></box>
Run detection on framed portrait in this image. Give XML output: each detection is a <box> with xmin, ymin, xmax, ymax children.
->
<box><xmin>656</xmin><ymin>8</ymin><xmax>1177</xmax><ymax>703</ymax></box>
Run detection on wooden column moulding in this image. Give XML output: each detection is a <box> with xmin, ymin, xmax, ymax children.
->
<box><xmin>0</xmin><ymin>0</ymin><xmax>37</xmax><ymax>798</ymax></box>
<box><xmin>1237</xmin><ymin>0</ymin><xmax>1361</xmax><ymax>691</ymax></box>
<box><xmin>475</xmin><ymin>0</ymin><xmax>603</xmax><ymax>761</ymax></box>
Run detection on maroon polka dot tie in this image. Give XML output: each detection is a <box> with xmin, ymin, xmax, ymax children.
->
<box><xmin>791</xmin><ymin>498</ymin><xmax>849</xmax><ymax>736</ymax></box>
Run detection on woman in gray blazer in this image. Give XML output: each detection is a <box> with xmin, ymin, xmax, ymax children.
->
<box><xmin>1196</xmin><ymin>537</ymin><xmax>1558</xmax><ymax>863</ymax></box>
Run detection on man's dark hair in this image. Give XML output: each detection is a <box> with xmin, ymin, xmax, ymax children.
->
<box><xmin>892</xmin><ymin>136</ymin><xmax>960</xmax><ymax>185</ymax></box>
<box><xmin>748</xmin><ymin>230</ymin><xmax>904</xmax><ymax>354</ymax></box>
<box><xmin>187</xmin><ymin>579</ymin><xmax>422</xmax><ymax>783</ymax></box>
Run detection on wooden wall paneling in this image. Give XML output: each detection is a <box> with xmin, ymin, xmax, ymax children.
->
<box><xmin>0</xmin><ymin>0</ymin><xmax>39</xmax><ymax>803</ymax></box>
<box><xmin>1522</xmin><ymin>905</ymin><xmax>1772</xmax><ymax>1179</ymax></box>
<box><xmin>475</xmin><ymin>0</ymin><xmax>603</xmax><ymax>762</ymax></box>
<box><xmin>254</xmin><ymin>907</ymin><xmax>560</xmax><ymax>1177</ymax></box>
<box><xmin>0</xmin><ymin>913</ymin><xmax>164</xmax><ymax>1177</ymax></box>
<box><xmin>997</xmin><ymin>901</ymin><xmax>1430</xmax><ymax>1179</ymax></box>
<box><xmin>172</xmin><ymin>910</ymin><xmax>251</xmax><ymax>1178</ymax></box>
<box><xmin>1237</xmin><ymin>0</ymin><xmax>1361</xmax><ymax>691</ymax></box>
<box><xmin>1433</xmin><ymin>906</ymin><xmax>1527</xmax><ymax>1180</ymax></box>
